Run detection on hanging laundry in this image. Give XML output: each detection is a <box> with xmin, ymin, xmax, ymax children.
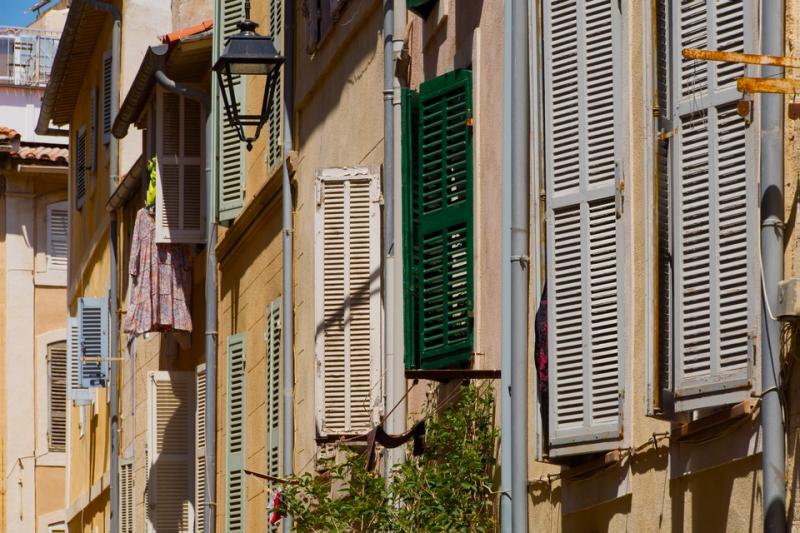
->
<box><xmin>534</xmin><ymin>284</ymin><xmax>548</xmax><ymax>396</ymax></box>
<box><xmin>269</xmin><ymin>490</ymin><xmax>286</xmax><ymax>526</ymax></box>
<box><xmin>124</xmin><ymin>207</ymin><xmax>193</xmax><ymax>334</ymax></box>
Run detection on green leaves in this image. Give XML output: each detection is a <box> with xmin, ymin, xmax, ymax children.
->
<box><xmin>282</xmin><ymin>382</ymin><xmax>498</xmax><ymax>532</ymax></box>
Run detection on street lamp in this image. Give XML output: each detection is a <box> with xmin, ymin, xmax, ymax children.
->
<box><xmin>212</xmin><ymin>0</ymin><xmax>285</xmax><ymax>151</ymax></box>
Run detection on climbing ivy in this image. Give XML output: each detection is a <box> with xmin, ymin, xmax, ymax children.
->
<box><xmin>282</xmin><ymin>381</ymin><xmax>498</xmax><ymax>532</ymax></box>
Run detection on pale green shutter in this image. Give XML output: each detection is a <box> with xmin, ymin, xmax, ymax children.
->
<box><xmin>266</xmin><ymin>299</ymin><xmax>281</xmax><ymax>509</ymax></box>
<box><xmin>267</xmin><ymin>0</ymin><xmax>283</xmax><ymax>170</ymax></box>
<box><xmin>214</xmin><ymin>0</ymin><xmax>246</xmax><ymax>222</ymax></box>
<box><xmin>668</xmin><ymin>2</ymin><xmax>757</xmax><ymax>411</ymax></box>
<box><xmin>226</xmin><ymin>334</ymin><xmax>246</xmax><ymax>532</ymax></box>
<box><xmin>67</xmin><ymin>316</ymin><xmax>93</xmax><ymax>404</ymax></box>
<box><xmin>543</xmin><ymin>0</ymin><xmax>624</xmax><ymax>455</ymax></box>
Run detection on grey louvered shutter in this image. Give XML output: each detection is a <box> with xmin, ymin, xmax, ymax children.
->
<box><xmin>47</xmin><ymin>341</ymin><xmax>67</xmax><ymax>452</ymax></box>
<box><xmin>102</xmin><ymin>49</ymin><xmax>112</xmax><ymax>144</ymax></box>
<box><xmin>75</xmin><ymin>126</ymin><xmax>87</xmax><ymax>209</ymax></box>
<box><xmin>669</xmin><ymin>2</ymin><xmax>757</xmax><ymax>411</ymax></box>
<box><xmin>315</xmin><ymin>169</ymin><xmax>381</xmax><ymax>436</ymax></box>
<box><xmin>147</xmin><ymin>371</ymin><xmax>194</xmax><ymax>533</ymax></box>
<box><xmin>89</xmin><ymin>86</ymin><xmax>97</xmax><ymax>172</ymax></box>
<box><xmin>67</xmin><ymin>316</ymin><xmax>93</xmax><ymax>404</ymax></box>
<box><xmin>543</xmin><ymin>0</ymin><xmax>624</xmax><ymax>455</ymax></box>
<box><xmin>215</xmin><ymin>0</ymin><xmax>246</xmax><ymax>222</ymax></box>
<box><xmin>155</xmin><ymin>88</ymin><xmax>206</xmax><ymax>243</ymax></box>
<box><xmin>226</xmin><ymin>334</ymin><xmax>246</xmax><ymax>532</ymax></box>
<box><xmin>120</xmin><ymin>459</ymin><xmax>134</xmax><ymax>533</ymax></box>
<box><xmin>46</xmin><ymin>201</ymin><xmax>69</xmax><ymax>271</ymax></box>
<box><xmin>267</xmin><ymin>0</ymin><xmax>284</xmax><ymax>170</ymax></box>
<box><xmin>195</xmin><ymin>364</ymin><xmax>206</xmax><ymax>533</ymax></box>
<box><xmin>266</xmin><ymin>299</ymin><xmax>281</xmax><ymax>498</ymax></box>
<box><xmin>77</xmin><ymin>297</ymin><xmax>109</xmax><ymax>389</ymax></box>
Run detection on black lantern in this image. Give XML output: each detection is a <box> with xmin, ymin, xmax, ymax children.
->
<box><xmin>212</xmin><ymin>0</ymin><xmax>285</xmax><ymax>151</ymax></box>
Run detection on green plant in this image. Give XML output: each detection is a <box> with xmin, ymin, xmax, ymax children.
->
<box><xmin>282</xmin><ymin>381</ymin><xmax>498</xmax><ymax>533</ymax></box>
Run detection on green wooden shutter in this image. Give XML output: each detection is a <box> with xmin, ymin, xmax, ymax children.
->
<box><xmin>267</xmin><ymin>0</ymin><xmax>283</xmax><ymax>170</ymax></box>
<box><xmin>226</xmin><ymin>334</ymin><xmax>246</xmax><ymax>532</ymax></box>
<box><xmin>266</xmin><ymin>299</ymin><xmax>281</xmax><ymax>503</ymax></box>
<box><xmin>407</xmin><ymin>0</ymin><xmax>436</xmax><ymax>17</ymax></box>
<box><xmin>403</xmin><ymin>69</ymin><xmax>474</xmax><ymax>370</ymax></box>
<box><xmin>214</xmin><ymin>0</ymin><xmax>246</xmax><ymax>222</ymax></box>
<box><xmin>402</xmin><ymin>88</ymin><xmax>420</xmax><ymax>370</ymax></box>
<box><xmin>543</xmin><ymin>0</ymin><xmax>624</xmax><ymax>455</ymax></box>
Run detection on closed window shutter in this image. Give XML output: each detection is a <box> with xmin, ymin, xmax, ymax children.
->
<box><xmin>89</xmin><ymin>87</ymin><xmax>97</xmax><ymax>172</ymax></box>
<box><xmin>75</xmin><ymin>126</ymin><xmax>87</xmax><ymax>209</ymax></box>
<box><xmin>267</xmin><ymin>0</ymin><xmax>283</xmax><ymax>171</ymax></box>
<box><xmin>226</xmin><ymin>334</ymin><xmax>246</xmax><ymax>533</ymax></box>
<box><xmin>266</xmin><ymin>299</ymin><xmax>281</xmax><ymax>495</ymax></box>
<box><xmin>102</xmin><ymin>50</ymin><xmax>112</xmax><ymax>144</ymax></box>
<box><xmin>156</xmin><ymin>88</ymin><xmax>206</xmax><ymax>243</ymax></box>
<box><xmin>195</xmin><ymin>364</ymin><xmax>206</xmax><ymax>533</ymax></box>
<box><xmin>667</xmin><ymin>2</ymin><xmax>757</xmax><ymax>412</ymax></box>
<box><xmin>315</xmin><ymin>168</ymin><xmax>381</xmax><ymax>435</ymax></box>
<box><xmin>67</xmin><ymin>316</ymin><xmax>93</xmax><ymax>404</ymax></box>
<box><xmin>47</xmin><ymin>201</ymin><xmax>69</xmax><ymax>271</ymax></box>
<box><xmin>77</xmin><ymin>297</ymin><xmax>109</xmax><ymax>389</ymax></box>
<box><xmin>47</xmin><ymin>341</ymin><xmax>67</xmax><ymax>452</ymax></box>
<box><xmin>147</xmin><ymin>371</ymin><xmax>194</xmax><ymax>533</ymax></box>
<box><xmin>119</xmin><ymin>459</ymin><xmax>134</xmax><ymax>533</ymax></box>
<box><xmin>401</xmin><ymin>87</ymin><xmax>420</xmax><ymax>370</ymax></box>
<box><xmin>403</xmin><ymin>70</ymin><xmax>474</xmax><ymax>370</ymax></box>
<box><xmin>543</xmin><ymin>0</ymin><xmax>624</xmax><ymax>454</ymax></box>
<box><xmin>215</xmin><ymin>0</ymin><xmax>246</xmax><ymax>222</ymax></box>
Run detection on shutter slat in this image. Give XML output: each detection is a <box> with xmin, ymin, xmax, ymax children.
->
<box><xmin>196</xmin><ymin>365</ymin><xmax>206</xmax><ymax>533</ymax></box>
<box><xmin>102</xmin><ymin>50</ymin><xmax>112</xmax><ymax>143</ymax></box>
<box><xmin>75</xmin><ymin>127</ymin><xmax>87</xmax><ymax>209</ymax></box>
<box><xmin>120</xmin><ymin>460</ymin><xmax>134</xmax><ymax>533</ymax></box>
<box><xmin>48</xmin><ymin>342</ymin><xmax>67</xmax><ymax>451</ymax></box>
<box><xmin>669</xmin><ymin>3</ymin><xmax>756</xmax><ymax>411</ymax></box>
<box><xmin>315</xmin><ymin>170</ymin><xmax>381</xmax><ymax>435</ymax></box>
<box><xmin>266</xmin><ymin>298</ymin><xmax>281</xmax><ymax>516</ymax></box>
<box><xmin>47</xmin><ymin>202</ymin><xmax>69</xmax><ymax>271</ymax></box>
<box><xmin>544</xmin><ymin>0</ymin><xmax>623</xmax><ymax>452</ymax></box>
<box><xmin>78</xmin><ymin>297</ymin><xmax>108</xmax><ymax>389</ymax></box>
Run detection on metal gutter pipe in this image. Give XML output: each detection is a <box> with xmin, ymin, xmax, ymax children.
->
<box><xmin>510</xmin><ymin>0</ymin><xmax>529</xmax><ymax>529</ymax></box>
<box><xmin>760</xmin><ymin>1</ymin><xmax>786</xmax><ymax>531</ymax></box>
<box><xmin>83</xmin><ymin>3</ymin><xmax>121</xmax><ymax>531</ymax></box>
<box><xmin>499</xmin><ymin>0</ymin><xmax>513</xmax><ymax>527</ymax></box>
<box><xmin>282</xmin><ymin>0</ymin><xmax>296</xmax><ymax>530</ymax></box>
<box><xmin>386</xmin><ymin>0</ymin><xmax>407</xmax><ymax>475</ymax></box>
<box><xmin>154</xmin><ymin>69</ymin><xmax>215</xmax><ymax>533</ymax></box>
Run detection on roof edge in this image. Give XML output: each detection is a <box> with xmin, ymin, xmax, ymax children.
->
<box><xmin>112</xmin><ymin>44</ymin><xmax>169</xmax><ymax>139</ymax></box>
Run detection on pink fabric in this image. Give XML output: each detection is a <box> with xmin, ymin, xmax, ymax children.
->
<box><xmin>124</xmin><ymin>208</ymin><xmax>193</xmax><ymax>334</ymax></box>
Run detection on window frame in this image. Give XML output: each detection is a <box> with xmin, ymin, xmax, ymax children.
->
<box><xmin>35</xmin><ymin>329</ymin><xmax>68</xmax><ymax>465</ymax></box>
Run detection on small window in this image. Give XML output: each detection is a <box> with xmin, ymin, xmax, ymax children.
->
<box><xmin>46</xmin><ymin>202</ymin><xmax>68</xmax><ymax>271</ymax></box>
<box><xmin>47</xmin><ymin>341</ymin><xmax>67</xmax><ymax>452</ymax></box>
<box><xmin>303</xmin><ymin>0</ymin><xmax>349</xmax><ymax>53</ymax></box>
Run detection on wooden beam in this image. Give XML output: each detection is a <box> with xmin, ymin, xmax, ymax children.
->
<box><xmin>683</xmin><ymin>48</ymin><xmax>800</xmax><ymax>68</ymax></box>
<box><xmin>737</xmin><ymin>77</ymin><xmax>800</xmax><ymax>95</ymax></box>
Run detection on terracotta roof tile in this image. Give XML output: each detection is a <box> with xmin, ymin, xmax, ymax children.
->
<box><xmin>162</xmin><ymin>20</ymin><xmax>213</xmax><ymax>45</ymax></box>
<box><xmin>0</xmin><ymin>126</ymin><xmax>21</xmax><ymax>141</ymax></box>
<box><xmin>10</xmin><ymin>145</ymin><xmax>69</xmax><ymax>164</ymax></box>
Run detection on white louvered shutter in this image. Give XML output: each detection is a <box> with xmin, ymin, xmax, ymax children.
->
<box><xmin>47</xmin><ymin>341</ymin><xmax>67</xmax><ymax>452</ymax></box>
<box><xmin>215</xmin><ymin>0</ymin><xmax>246</xmax><ymax>222</ymax></box>
<box><xmin>147</xmin><ymin>371</ymin><xmax>194</xmax><ymax>533</ymax></box>
<box><xmin>156</xmin><ymin>88</ymin><xmax>206</xmax><ymax>243</ymax></box>
<box><xmin>77</xmin><ymin>297</ymin><xmax>109</xmax><ymax>389</ymax></box>
<box><xmin>120</xmin><ymin>459</ymin><xmax>134</xmax><ymax>533</ymax></box>
<box><xmin>543</xmin><ymin>0</ymin><xmax>624</xmax><ymax>455</ymax></box>
<box><xmin>75</xmin><ymin>126</ymin><xmax>87</xmax><ymax>209</ymax></box>
<box><xmin>195</xmin><ymin>364</ymin><xmax>206</xmax><ymax>533</ymax></box>
<box><xmin>314</xmin><ymin>168</ymin><xmax>381</xmax><ymax>436</ymax></box>
<box><xmin>668</xmin><ymin>2</ymin><xmax>757</xmax><ymax>411</ymax></box>
<box><xmin>226</xmin><ymin>334</ymin><xmax>246</xmax><ymax>533</ymax></box>
<box><xmin>47</xmin><ymin>201</ymin><xmax>69</xmax><ymax>271</ymax></box>
<box><xmin>102</xmin><ymin>50</ymin><xmax>112</xmax><ymax>144</ymax></box>
<box><xmin>67</xmin><ymin>316</ymin><xmax>93</xmax><ymax>404</ymax></box>
<box><xmin>266</xmin><ymin>299</ymin><xmax>281</xmax><ymax>497</ymax></box>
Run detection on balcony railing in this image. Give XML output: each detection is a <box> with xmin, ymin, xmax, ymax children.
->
<box><xmin>0</xmin><ymin>26</ymin><xmax>59</xmax><ymax>88</ymax></box>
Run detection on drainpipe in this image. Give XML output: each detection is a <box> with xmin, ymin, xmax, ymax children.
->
<box><xmin>760</xmin><ymin>1</ymin><xmax>785</xmax><ymax>531</ymax></box>
<box><xmin>153</xmin><ymin>70</ymin><xmax>215</xmax><ymax>533</ymax></box>
<box><xmin>386</xmin><ymin>0</ymin><xmax>407</xmax><ymax>475</ymax></box>
<box><xmin>510</xmin><ymin>0</ymin><xmax>529</xmax><ymax>530</ymax></box>
<box><xmin>282</xmin><ymin>0</ymin><xmax>295</xmax><ymax>531</ymax></box>
<box><xmin>84</xmin><ymin>2</ymin><xmax>121</xmax><ymax>531</ymax></box>
<box><xmin>382</xmin><ymin>0</ymin><xmax>401</xmax><ymax>478</ymax></box>
<box><xmin>499</xmin><ymin>0</ymin><xmax>513</xmax><ymax>526</ymax></box>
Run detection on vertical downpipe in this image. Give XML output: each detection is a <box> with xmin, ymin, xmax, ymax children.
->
<box><xmin>282</xmin><ymin>0</ymin><xmax>296</xmax><ymax>530</ymax></box>
<box><xmin>760</xmin><ymin>0</ymin><xmax>786</xmax><ymax>531</ymax></box>
<box><xmin>510</xmin><ymin>0</ymin><xmax>530</xmax><ymax>530</ymax></box>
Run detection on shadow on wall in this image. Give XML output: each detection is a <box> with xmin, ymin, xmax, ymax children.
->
<box><xmin>421</xmin><ymin>0</ymin><xmax>485</xmax><ymax>81</ymax></box>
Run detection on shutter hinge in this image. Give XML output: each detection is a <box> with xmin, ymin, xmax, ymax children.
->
<box><xmin>614</xmin><ymin>162</ymin><xmax>625</xmax><ymax>218</ymax></box>
<box><xmin>657</xmin><ymin>129</ymin><xmax>674</xmax><ymax>141</ymax></box>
